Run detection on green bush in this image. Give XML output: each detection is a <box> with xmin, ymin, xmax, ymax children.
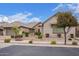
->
<box><xmin>25</xmin><ymin>32</ymin><xmax>29</xmax><ymax>37</ymax></box>
<box><xmin>4</xmin><ymin>39</ymin><xmax>11</xmax><ymax>43</ymax></box>
<box><xmin>72</xmin><ymin>41</ymin><xmax>78</xmax><ymax>45</ymax></box>
<box><xmin>15</xmin><ymin>35</ymin><xmax>23</xmax><ymax>38</ymax></box>
<box><xmin>38</xmin><ymin>35</ymin><xmax>42</xmax><ymax>39</ymax></box>
<box><xmin>35</xmin><ymin>32</ymin><xmax>41</xmax><ymax>36</ymax></box>
<box><xmin>28</xmin><ymin>40</ymin><xmax>33</xmax><ymax>44</ymax></box>
<box><xmin>11</xmin><ymin>36</ymin><xmax>14</xmax><ymax>38</ymax></box>
<box><xmin>35</xmin><ymin>32</ymin><xmax>42</xmax><ymax>39</ymax></box>
<box><xmin>22</xmin><ymin>32</ymin><xmax>29</xmax><ymax>37</ymax></box>
<box><xmin>50</xmin><ymin>40</ymin><xmax>56</xmax><ymax>45</ymax></box>
<box><xmin>68</xmin><ymin>38</ymin><xmax>72</xmax><ymax>41</ymax></box>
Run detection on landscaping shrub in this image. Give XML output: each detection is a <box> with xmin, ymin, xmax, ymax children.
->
<box><xmin>38</xmin><ymin>35</ymin><xmax>42</xmax><ymax>39</ymax></box>
<box><xmin>68</xmin><ymin>38</ymin><xmax>72</xmax><ymax>41</ymax></box>
<box><xmin>35</xmin><ymin>32</ymin><xmax>42</xmax><ymax>39</ymax></box>
<box><xmin>22</xmin><ymin>32</ymin><xmax>29</xmax><ymax>37</ymax></box>
<box><xmin>28</xmin><ymin>40</ymin><xmax>33</xmax><ymax>44</ymax></box>
<box><xmin>15</xmin><ymin>35</ymin><xmax>23</xmax><ymax>41</ymax></box>
<box><xmin>25</xmin><ymin>32</ymin><xmax>29</xmax><ymax>37</ymax></box>
<box><xmin>11</xmin><ymin>36</ymin><xmax>14</xmax><ymax>38</ymax></box>
<box><xmin>4</xmin><ymin>38</ymin><xmax>11</xmax><ymax>43</ymax></box>
<box><xmin>72</xmin><ymin>41</ymin><xmax>78</xmax><ymax>45</ymax></box>
<box><xmin>50</xmin><ymin>40</ymin><xmax>56</xmax><ymax>45</ymax></box>
<box><xmin>35</xmin><ymin>32</ymin><xmax>41</xmax><ymax>36</ymax></box>
<box><xmin>15</xmin><ymin>35</ymin><xmax>23</xmax><ymax>38</ymax></box>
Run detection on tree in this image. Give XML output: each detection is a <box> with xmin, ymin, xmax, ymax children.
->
<box><xmin>12</xmin><ymin>26</ymin><xmax>22</xmax><ymax>37</ymax></box>
<box><xmin>12</xmin><ymin>26</ymin><xmax>23</xmax><ymax>41</ymax></box>
<box><xmin>57</xmin><ymin>12</ymin><xmax>78</xmax><ymax>45</ymax></box>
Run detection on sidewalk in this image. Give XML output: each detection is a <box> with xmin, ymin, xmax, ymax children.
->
<box><xmin>0</xmin><ymin>40</ymin><xmax>79</xmax><ymax>49</ymax></box>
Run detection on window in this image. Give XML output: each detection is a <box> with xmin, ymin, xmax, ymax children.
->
<box><xmin>57</xmin><ymin>34</ymin><xmax>61</xmax><ymax>38</ymax></box>
<box><xmin>70</xmin><ymin>34</ymin><xmax>74</xmax><ymax>38</ymax></box>
<box><xmin>45</xmin><ymin>33</ymin><xmax>49</xmax><ymax>38</ymax></box>
<box><xmin>53</xmin><ymin>27</ymin><xmax>64</xmax><ymax>34</ymax></box>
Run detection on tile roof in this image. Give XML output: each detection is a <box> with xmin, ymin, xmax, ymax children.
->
<box><xmin>26</xmin><ymin>22</ymin><xmax>41</xmax><ymax>28</ymax></box>
<box><xmin>0</xmin><ymin>21</ymin><xmax>41</xmax><ymax>29</ymax></box>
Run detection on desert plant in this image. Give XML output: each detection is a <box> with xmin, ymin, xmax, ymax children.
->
<box><xmin>50</xmin><ymin>40</ymin><xmax>56</xmax><ymax>45</ymax></box>
<box><xmin>28</xmin><ymin>40</ymin><xmax>33</xmax><ymax>44</ymax></box>
<box><xmin>35</xmin><ymin>32</ymin><xmax>41</xmax><ymax>36</ymax></box>
<box><xmin>68</xmin><ymin>38</ymin><xmax>72</xmax><ymax>41</ymax></box>
<box><xmin>11</xmin><ymin>36</ymin><xmax>15</xmax><ymax>38</ymax></box>
<box><xmin>35</xmin><ymin>32</ymin><xmax>42</xmax><ymax>39</ymax></box>
<box><xmin>4</xmin><ymin>38</ymin><xmax>11</xmax><ymax>43</ymax></box>
<box><xmin>12</xmin><ymin>26</ymin><xmax>23</xmax><ymax>41</ymax></box>
<box><xmin>22</xmin><ymin>32</ymin><xmax>29</xmax><ymax>37</ymax></box>
<box><xmin>38</xmin><ymin>35</ymin><xmax>42</xmax><ymax>39</ymax></box>
<box><xmin>25</xmin><ymin>32</ymin><xmax>29</xmax><ymax>37</ymax></box>
<box><xmin>72</xmin><ymin>41</ymin><xmax>78</xmax><ymax>45</ymax></box>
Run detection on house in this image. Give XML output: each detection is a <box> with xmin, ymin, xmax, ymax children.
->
<box><xmin>0</xmin><ymin>21</ymin><xmax>42</xmax><ymax>39</ymax></box>
<box><xmin>32</xmin><ymin>22</ymin><xmax>42</xmax><ymax>33</ymax></box>
<box><xmin>0</xmin><ymin>21</ymin><xmax>34</xmax><ymax>39</ymax></box>
<box><xmin>0</xmin><ymin>13</ymin><xmax>79</xmax><ymax>40</ymax></box>
<box><xmin>25</xmin><ymin>22</ymin><xmax>42</xmax><ymax>35</ymax></box>
<box><xmin>42</xmin><ymin>14</ymin><xmax>76</xmax><ymax>40</ymax></box>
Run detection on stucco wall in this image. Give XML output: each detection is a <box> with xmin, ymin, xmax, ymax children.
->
<box><xmin>43</xmin><ymin>16</ymin><xmax>58</xmax><ymax>38</ymax></box>
<box><xmin>43</xmin><ymin>16</ymin><xmax>76</xmax><ymax>40</ymax></box>
<box><xmin>33</xmin><ymin>23</ymin><xmax>42</xmax><ymax>32</ymax></box>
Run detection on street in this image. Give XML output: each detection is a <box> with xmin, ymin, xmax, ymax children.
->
<box><xmin>0</xmin><ymin>45</ymin><xmax>79</xmax><ymax>56</ymax></box>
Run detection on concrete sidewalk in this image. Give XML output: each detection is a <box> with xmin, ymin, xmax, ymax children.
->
<box><xmin>0</xmin><ymin>42</ymin><xmax>79</xmax><ymax>49</ymax></box>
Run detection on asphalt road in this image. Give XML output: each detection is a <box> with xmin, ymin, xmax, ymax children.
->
<box><xmin>0</xmin><ymin>45</ymin><xmax>79</xmax><ymax>56</ymax></box>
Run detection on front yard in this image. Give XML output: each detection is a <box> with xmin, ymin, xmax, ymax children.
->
<box><xmin>0</xmin><ymin>37</ymin><xmax>79</xmax><ymax>49</ymax></box>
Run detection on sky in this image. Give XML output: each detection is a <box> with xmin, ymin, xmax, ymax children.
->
<box><xmin>0</xmin><ymin>3</ymin><xmax>79</xmax><ymax>23</ymax></box>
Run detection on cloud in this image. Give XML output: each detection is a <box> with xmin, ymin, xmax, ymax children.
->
<box><xmin>28</xmin><ymin>17</ymin><xmax>41</xmax><ymax>23</ymax></box>
<box><xmin>0</xmin><ymin>15</ymin><xmax>9</xmax><ymax>22</ymax></box>
<box><xmin>52</xmin><ymin>3</ymin><xmax>79</xmax><ymax>21</ymax></box>
<box><xmin>52</xmin><ymin>3</ymin><xmax>79</xmax><ymax>14</ymax></box>
<box><xmin>0</xmin><ymin>12</ymin><xmax>41</xmax><ymax>23</ymax></box>
<box><xmin>74</xmin><ymin>4</ymin><xmax>79</xmax><ymax>13</ymax></box>
<box><xmin>52</xmin><ymin>4</ymin><xmax>63</xmax><ymax>12</ymax></box>
<box><xmin>8</xmin><ymin>13</ymin><xmax>32</xmax><ymax>23</ymax></box>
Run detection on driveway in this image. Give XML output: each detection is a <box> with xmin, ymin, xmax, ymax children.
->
<box><xmin>0</xmin><ymin>45</ymin><xmax>79</xmax><ymax>56</ymax></box>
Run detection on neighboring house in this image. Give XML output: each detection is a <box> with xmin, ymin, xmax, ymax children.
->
<box><xmin>32</xmin><ymin>22</ymin><xmax>42</xmax><ymax>33</ymax></box>
<box><xmin>0</xmin><ymin>21</ymin><xmax>33</xmax><ymax>37</ymax></box>
<box><xmin>42</xmin><ymin>14</ymin><xmax>76</xmax><ymax>40</ymax></box>
<box><xmin>26</xmin><ymin>22</ymin><xmax>42</xmax><ymax>35</ymax></box>
<box><xmin>0</xmin><ymin>21</ymin><xmax>42</xmax><ymax>38</ymax></box>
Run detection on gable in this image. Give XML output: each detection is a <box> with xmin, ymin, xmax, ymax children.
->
<box><xmin>43</xmin><ymin>15</ymin><xmax>58</xmax><ymax>26</ymax></box>
<box><xmin>43</xmin><ymin>16</ymin><xmax>58</xmax><ymax>27</ymax></box>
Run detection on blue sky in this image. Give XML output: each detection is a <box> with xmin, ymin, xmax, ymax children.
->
<box><xmin>0</xmin><ymin>3</ymin><xmax>79</xmax><ymax>23</ymax></box>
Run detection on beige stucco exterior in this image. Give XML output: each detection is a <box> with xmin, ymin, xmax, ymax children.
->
<box><xmin>43</xmin><ymin>15</ymin><xmax>76</xmax><ymax>40</ymax></box>
<box><xmin>33</xmin><ymin>23</ymin><xmax>42</xmax><ymax>33</ymax></box>
<box><xmin>0</xmin><ymin>27</ymin><xmax>30</xmax><ymax>36</ymax></box>
<box><xmin>0</xmin><ymin>15</ymin><xmax>78</xmax><ymax>41</ymax></box>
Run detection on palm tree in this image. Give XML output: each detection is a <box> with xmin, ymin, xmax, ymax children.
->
<box><xmin>57</xmin><ymin>12</ymin><xmax>78</xmax><ymax>45</ymax></box>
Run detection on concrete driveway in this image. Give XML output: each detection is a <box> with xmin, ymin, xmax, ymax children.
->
<box><xmin>0</xmin><ymin>45</ymin><xmax>79</xmax><ymax>56</ymax></box>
